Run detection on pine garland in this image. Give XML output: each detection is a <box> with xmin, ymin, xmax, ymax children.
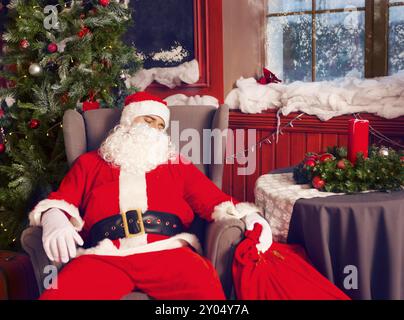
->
<box><xmin>293</xmin><ymin>146</ymin><xmax>404</xmax><ymax>193</ymax></box>
<box><xmin>0</xmin><ymin>0</ymin><xmax>142</xmax><ymax>249</ymax></box>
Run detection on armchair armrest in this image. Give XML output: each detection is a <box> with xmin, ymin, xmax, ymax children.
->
<box><xmin>21</xmin><ymin>227</ymin><xmax>63</xmax><ymax>295</ymax></box>
<box><xmin>205</xmin><ymin>218</ymin><xmax>245</xmax><ymax>299</ymax></box>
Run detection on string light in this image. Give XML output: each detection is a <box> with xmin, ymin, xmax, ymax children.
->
<box><xmin>353</xmin><ymin>113</ymin><xmax>404</xmax><ymax>149</ymax></box>
<box><xmin>226</xmin><ymin>113</ymin><xmax>305</xmax><ymax>161</ymax></box>
<box><xmin>46</xmin><ymin>122</ymin><xmax>63</xmax><ymax>135</ymax></box>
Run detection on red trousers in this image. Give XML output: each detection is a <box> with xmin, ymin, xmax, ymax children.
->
<box><xmin>40</xmin><ymin>247</ymin><xmax>225</xmax><ymax>300</ymax></box>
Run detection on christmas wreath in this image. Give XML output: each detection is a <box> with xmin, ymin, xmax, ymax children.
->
<box><xmin>293</xmin><ymin>146</ymin><xmax>404</xmax><ymax>193</ymax></box>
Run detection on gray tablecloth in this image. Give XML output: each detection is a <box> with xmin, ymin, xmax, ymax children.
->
<box><xmin>287</xmin><ymin>190</ymin><xmax>404</xmax><ymax>300</ymax></box>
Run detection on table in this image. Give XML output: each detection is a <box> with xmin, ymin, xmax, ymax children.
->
<box><xmin>256</xmin><ymin>168</ymin><xmax>404</xmax><ymax>300</ymax></box>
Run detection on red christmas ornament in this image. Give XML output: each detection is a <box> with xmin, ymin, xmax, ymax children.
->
<box><xmin>0</xmin><ymin>143</ymin><xmax>5</xmax><ymax>154</ymax></box>
<box><xmin>0</xmin><ymin>109</ymin><xmax>4</xmax><ymax>119</ymax></box>
<box><xmin>19</xmin><ymin>39</ymin><xmax>30</xmax><ymax>49</ymax></box>
<box><xmin>305</xmin><ymin>159</ymin><xmax>316</xmax><ymax>168</ymax></box>
<box><xmin>400</xmin><ymin>156</ymin><xmax>404</xmax><ymax>162</ymax></box>
<box><xmin>99</xmin><ymin>0</ymin><xmax>110</xmax><ymax>6</ymax></box>
<box><xmin>29</xmin><ymin>119</ymin><xmax>40</xmax><ymax>129</ymax></box>
<box><xmin>78</xmin><ymin>26</ymin><xmax>91</xmax><ymax>38</ymax></box>
<box><xmin>47</xmin><ymin>43</ymin><xmax>58</xmax><ymax>53</ymax></box>
<box><xmin>320</xmin><ymin>153</ymin><xmax>334</xmax><ymax>163</ymax></box>
<box><xmin>312</xmin><ymin>176</ymin><xmax>326</xmax><ymax>190</ymax></box>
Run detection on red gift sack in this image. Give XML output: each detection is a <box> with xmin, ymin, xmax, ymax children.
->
<box><xmin>232</xmin><ymin>224</ymin><xmax>350</xmax><ymax>300</ymax></box>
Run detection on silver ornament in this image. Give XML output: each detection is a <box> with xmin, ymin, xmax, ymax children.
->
<box><xmin>379</xmin><ymin>147</ymin><xmax>389</xmax><ymax>157</ymax></box>
<box><xmin>29</xmin><ymin>63</ymin><xmax>43</xmax><ymax>76</ymax></box>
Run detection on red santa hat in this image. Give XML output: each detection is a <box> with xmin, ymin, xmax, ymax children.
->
<box><xmin>120</xmin><ymin>92</ymin><xmax>170</xmax><ymax>129</ymax></box>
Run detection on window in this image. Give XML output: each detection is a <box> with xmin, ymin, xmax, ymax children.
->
<box><xmin>266</xmin><ymin>0</ymin><xmax>404</xmax><ymax>83</ymax></box>
<box><xmin>388</xmin><ymin>0</ymin><xmax>404</xmax><ymax>74</ymax></box>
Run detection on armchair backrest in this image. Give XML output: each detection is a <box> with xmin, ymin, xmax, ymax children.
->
<box><xmin>62</xmin><ymin>104</ymin><xmax>230</xmax><ymax>189</ymax></box>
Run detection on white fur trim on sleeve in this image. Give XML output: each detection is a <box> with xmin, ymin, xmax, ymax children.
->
<box><xmin>211</xmin><ymin>201</ymin><xmax>262</xmax><ymax>221</ymax></box>
<box><xmin>29</xmin><ymin>199</ymin><xmax>84</xmax><ymax>231</ymax></box>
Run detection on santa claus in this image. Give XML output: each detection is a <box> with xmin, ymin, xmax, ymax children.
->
<box><xmin>29</xmin><ymin>92</ymin><xmax>272</xmax><ymax>300</ymax></box>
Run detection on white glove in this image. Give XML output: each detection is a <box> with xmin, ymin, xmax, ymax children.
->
<box><xmin>41</xmin><ymin>208</ymin><xmax>84</xmax><ymax>263</ymax></box>
<box><xmin>244</xmin><ymin>212</ymin><xmax>273</xmax><ymax>253</ymax></box>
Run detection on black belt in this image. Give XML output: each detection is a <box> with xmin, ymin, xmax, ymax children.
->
<box><xmin>88</xmin><ymin>210</ymin><xmax>184</xmax><ymax>247</ymax></box>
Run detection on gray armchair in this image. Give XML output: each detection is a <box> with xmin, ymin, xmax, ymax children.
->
<box><xmin>21</xmin><ymin>104</ymin><xmax>245</xmax><ymax>300</ymax></box>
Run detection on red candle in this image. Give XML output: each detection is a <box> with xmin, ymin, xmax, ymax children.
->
<box><xmin>348</xmin><ymin>119</ymin><xmax>369</xmax><ymax>164</ymax></box>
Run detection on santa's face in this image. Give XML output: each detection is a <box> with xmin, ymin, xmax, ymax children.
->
<box><xmin>99</xmin><ymin>115</ymin><xmax>176</xmax><ymax>175</ymax></box>
<box><xmin>132</xmin><ymin>115</ymin><xmax>165</xmax><ymax>131</ymax></box>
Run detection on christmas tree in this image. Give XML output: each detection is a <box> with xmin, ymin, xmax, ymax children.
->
<box><xmin>0</xmin><ymin>0</ymin><xmax>142</xmax><ymax>249</ymax></box>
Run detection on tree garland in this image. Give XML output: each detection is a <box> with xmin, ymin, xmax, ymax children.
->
<box><xmin>293</xmin><ymin>146</ymin><xmax>404</xmax><ymax>193</ymax></box>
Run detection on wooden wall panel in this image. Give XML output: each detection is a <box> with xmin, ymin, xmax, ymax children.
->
<box><xmin>224</xmin><ymin>110</ymin><xmax>404</xmax><ymax>201</ymax></box>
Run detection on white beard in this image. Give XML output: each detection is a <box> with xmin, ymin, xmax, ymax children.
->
<box><xmin>99</xmin><ymin>123</ymin><xmax>176</xmax><ymax>175</ymax></box>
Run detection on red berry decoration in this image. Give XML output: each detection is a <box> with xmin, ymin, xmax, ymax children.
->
<box><xmin>312</xmin><ymin>176</ymin><xmax>326</xmax><ymax>190</ymax></box>
<box><xmin>47</xmin><ymin>43</ymin><xmax>58</xmax><ymax>53</ymax></box>
<box><xmin>337</xmin><ymin>159</ymin><xmax>346</xmax><ymax>170</ymax></box>
<box><xmin>305</xmin><ymin>153</ymin><xmax>319</xmax><ymax>161</ymax></box>
<box><xmin>0</xmin><ymin>143</ymin><xmax>5</xmax><ymax>154</ymax></box>
<box><xmin>305</xmin><ymin>159</ymin><xmax>316</xmax><ymax>168</ymax></box>
<box><xmin>99</xmin><ymin>0</ymin><xmax>110</xmax><ymax>6</ymax></box>
<box><xmin>29</xmin><ymin>119</ymin><xmax>40</xmax><ymax>129</ymax></box>
<box><xmin>19</xmin><ymin>39</ymin><xmax>30</xmax><ymax>49</ymax></box>
<box><xmin>320</xmin><ymin>153</ymin><xmax>334</xmax><ymax>163</ymax></box>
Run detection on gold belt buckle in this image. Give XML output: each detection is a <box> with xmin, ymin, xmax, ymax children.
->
<box><xmin>121</xmin><ymin>209</ymin><xmax>145</xmax><ymax>238</ymax></box>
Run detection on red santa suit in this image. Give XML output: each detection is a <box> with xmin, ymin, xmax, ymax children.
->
<box><xmin>29</xmin><ymin>150</ymin><xmax>260</xmax><ymax>300</ymax></box>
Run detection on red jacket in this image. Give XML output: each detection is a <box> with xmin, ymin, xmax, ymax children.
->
<box><xmin>29</xmin><ymin>151</ymin><xmax>257</xmax><ymax>256</ymax></box>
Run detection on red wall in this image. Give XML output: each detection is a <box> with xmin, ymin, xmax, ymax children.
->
<box><xmin>223</xmin><ymin>110</ymin><xmax>404</xmax><ymax>202</ymax></box>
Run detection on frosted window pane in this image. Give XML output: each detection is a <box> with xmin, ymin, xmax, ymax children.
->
<box><xmin>268</xmin><ymin>0</ymin><xmax>311</xmax><ymax>14</ymax></box>
<box><xmin>316</xmin><ymin>0</ymin><xmax>365</xmax><ymax>10</ymax></box>
<box><xmin>315</xmin><ymin>11</ymin><xmax>365</xmax><ymax>80</ymax></box>
<box><xmin>266</xmin><ymin>15</ymin><xmax>312</xmax><ymax>83</ymax></box>
<box><xmin>388</xmin><ymin>6</ymin><xmax>404</xmax><ymax>74</ymax></box>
